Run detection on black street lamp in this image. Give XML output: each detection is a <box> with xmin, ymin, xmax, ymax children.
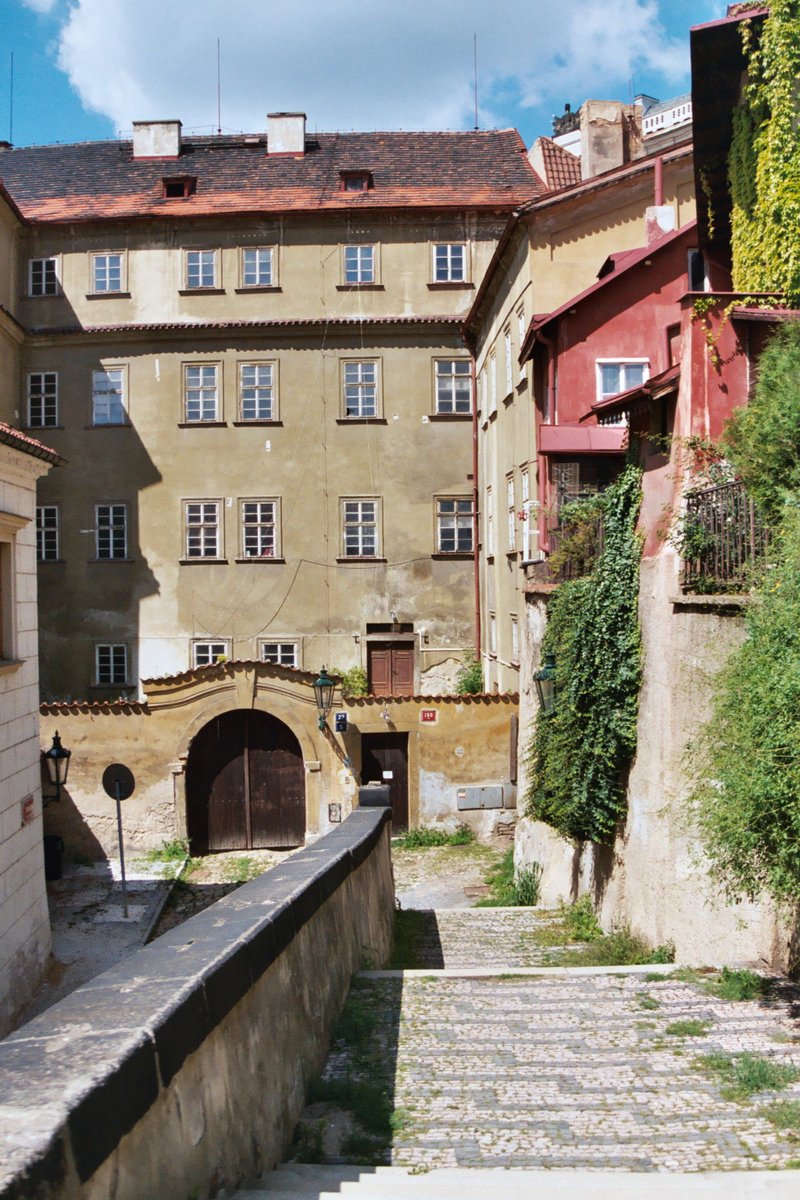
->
<box><xmin>312</xmin><ymin>666</ymin><xmax>336</xmax><ymax>731</ymax></box>
<box><xmin>43</xmin><ymin>730</ymin><xmax>71</xmax><ymax>799</ymax></box>
<box><xmin>533</xmin><ymin>652</ymin><xmax>558</xmax><ymax>716</ymax></box>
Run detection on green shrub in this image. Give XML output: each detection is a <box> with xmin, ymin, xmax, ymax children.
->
<box><xmin>393</xmin><ymin>824</ymin><xmax>475</xmax><ymax>850</ymax></box>
<box><xmin>706</xmin><ymin>967</ymin><xmax>770</xmax><ymax>1002</ymax></box>
<box><xmin>337</xmin><ymin>666</ymin><xmax>368</xmax><ymax>697</ymax></box>
<box><xmin>554</xmin><ymin>928</ymin><xmax>675</xmax><ymax>967</ymax></box>
<box><xmin>454</xmin><ymin>653</ymin><xmax>483</xmax><ymax>695</ymax></box>
<box><xmin>562</xmin><ymin>895</ymin><xmax>603</xmax><ymax>942</ymax></box>
<box><xmin>475</xmin><ymin>849</ymin><xmax>541</xmax><ymax>907</ymax></box>
<box><xmin>697</xmin><ymin>1052</ymin><xmax>800</xmax><ymax>1101</ymax></box>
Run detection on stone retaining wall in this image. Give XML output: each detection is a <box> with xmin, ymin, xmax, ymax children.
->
<box><xmin>0</xmin><ymin>808</ymin><xmax>393</xmax><ymax>1200</ymax></box>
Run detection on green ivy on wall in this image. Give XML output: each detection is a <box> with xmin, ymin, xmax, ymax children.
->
<box><xmin>729</xmin><ymin>0</ymin><xmax>800</xmax><ymax>305</ymax></box>
<box><xmin>524</xmin><ymin>467</ymin><xmax>643</xmax><ymax>844</ymax></box>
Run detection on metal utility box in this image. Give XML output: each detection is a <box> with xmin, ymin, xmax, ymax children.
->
<box><xmin>358</xmin><ymin>781</ymin><xmax>391</xmax><ymax>807</ymax></box>
<box><xmin>456</xmin><ymin>782</ymin><xmax>516</xmax><ymax>811</ymax></box>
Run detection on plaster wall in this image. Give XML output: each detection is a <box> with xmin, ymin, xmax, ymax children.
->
<box><xmin>0</xmin><ymin>445</ymin><xmax>52</xmax><ymax>1036</ymax></box>
<box><xmin>516</xmin><ymin>554</ymin><xmax>791</xmax><ymax>968</ymax></box>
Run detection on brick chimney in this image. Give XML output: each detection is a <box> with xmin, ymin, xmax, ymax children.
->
<box><xmin>267</xmin><ymin>112</ymin><xmax>306</xmax><ymax>156</ymax></box>
<box><xmin>132</xmin><ymin>120</ymin><xmax>182</xmax><ymax>159</ymax></box>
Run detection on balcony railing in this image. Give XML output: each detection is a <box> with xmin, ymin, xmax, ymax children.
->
<box><xmin>681</xmin><ymin>480</ymin><xmax>770</xmax><ymax>592</ymax></box>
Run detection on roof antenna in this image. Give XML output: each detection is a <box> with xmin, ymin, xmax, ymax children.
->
<box><xmin>216</xmin><ymin>38</ymin><xmax>222</xmax><ymax>135</ymax></box>
<box><xmin>8</xmin><ymin>51</ymin><xmax>13</xmax><ymax>144</ymax></box>
<box><xmin>473</xmin><ymin>33</ymin><xmax>479</xmax><ymax>130</ymax></box>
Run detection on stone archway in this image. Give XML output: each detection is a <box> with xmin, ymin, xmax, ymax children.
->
<box><xmin>185</xmin><ymin>709</ymin><xmax>305</xmax><ymax>854</ymax></box>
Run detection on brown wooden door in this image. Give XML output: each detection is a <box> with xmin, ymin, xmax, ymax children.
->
<box><xmin>361</xmin><ymin>732</ymin><xmax>409</xmax><ymax>830</ymax></box>
<box><xmin>367</xmin><ymin>642</ymin><xmax>414</xmax><ymax>696</ymax></box>
<box><xmin>186</xmin><ymin>710</ymin><xmax>305</xmax><ymax>853</ymax></box>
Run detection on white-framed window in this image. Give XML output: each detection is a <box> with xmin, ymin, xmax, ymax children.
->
<box><xmin>520</xmin><ymin>467</ymin><xmax>532</xmax><ymax>561</ymax></box>
<box><xmin>92</xmin><ymin>253</ymin><xmax>124</xmax><ymax>294</ymax></box>
<box><xmin>29</xmin><ymin>257</ymin><xmax>57</xmax><ymax>297</ymax></box>
<box><xmin>489</xmin><ymin>613</ymin><xmax>497</xmax><ymax>656</ymax></box>
<box><xmin>506</xmin><ymin>475</ymin><xmax>516</xmax><ymax>552</ymax></box>
<box><xmin>95</xmin><ymin>504</ymin><xmax>127</xmax><ymax>560</ymax></box>
<box><xmin>241</xmin><ymin>499</ymin><xmax>279</xmax><ymax>558</ymax></box>
<box><xmin>504</xmin><ymin>328</ymin><xmax>513</xmax><ymax>396</ymax></box>
<box><xmin>238</xmin><ymin>362</ymin><xmax>275</xmax><ymax>421</ymax></box>
<box><xmin>489</xmin><ymin>353</ymin><xmax>497</xmax><ymax>415</ymax></box>
<box><xmin>342</xmin><ymin>360</ymin><xmax>378</xmax><ymax>418</ymax></box>
<box><xmin>434</xmin><ymin>360</ymin><xmax>472</xmax><ymax>414</ymax></box>
<box><xmin>192</xmin><ymin>640</ymin><xmax>230</xmax><ymax>668</ymax></box>
<box><xmin>92</xmin><ymin>367</ymin><xmax>126</xmax><ymax>425</ymax></box>
<box><xmin>436</xmin><ymin>497</ymin><xmax>474</xmax><ymax>554</ymax></box>
<box><xmin>596</xmin><ymin>359</ymin><xmax>648</xmax><ymax>426</ymax></box>
<box><xmin>485</xmin><ymin>486</ymin><xmax>494</xmax><ymax>556</ymax></box>
<box><xmin>433</xmin><ymin>243</ymin><xmax>466</xmax><ymax>283</ymax></box>
<box><xmin>342</xmin><ymin>498</ymin><xmax>380</xmax><ymax>557</ymax></box>
<box><xmin>260</xmin><ymin>640</ymin><xmax>300</xmax><ymax>668</ymax></box>
<box><xmin>184</xmin><ymin>501</ymin><xmax>222</xmax><ymax>559</ymax></box>
<box><xmin>343</xmin><ymin>244</ymin><xmax>375</xmax><ymax>284</ymax></box>
<box><xmin>184</xmin><ymin>364</ymin><xmax>220</xmax><ymax>422</ymax></box>
<box><xmin>517</xmin><ymin>306</ymin><xmax>526</xmax><ymax>381</ymax></box>
<box><xmin>36</xmin><ymin>506</ymin><xmax>59</xmax><ymax>561</ymax></box>
<box><xmin>27</xmin><ymin>372</ymin><xmax>58</xmax><ymax>427</ymax></box>
<box><xmin>185</xmin><ymin>249</ymin><xmax>218</xmax><ymax>289</ymax></box>
<box><xmin>241</xmin><ymin>247</ymin><xmax>274</xmax><ymax>288</ymax></box>
<box><xmin>96</xmin><ymin>643</ymin><xmax>128</xmax><ymax>685</ymax></box>
<box><xmin>511</xmin><ymin>615</ymin><xmax>519</xmax><ymax>662</ymax></box>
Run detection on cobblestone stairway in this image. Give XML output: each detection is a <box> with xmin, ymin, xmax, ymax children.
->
<box><xmin>229</xmin><ymin>908</ymin><xmax>800</xmax><ymax>1198</ymax></box>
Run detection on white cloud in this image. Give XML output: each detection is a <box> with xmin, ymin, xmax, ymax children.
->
<box><xmin>20</xmin><ymin>0</ymin><xmax>59</xmax><ymax>12</ymax></box>
<box><xmin>53</xmin><ymin>0</ymin><xmax>694</xmax><ymax>137</ymax></box>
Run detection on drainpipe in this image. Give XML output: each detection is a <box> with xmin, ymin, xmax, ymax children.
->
<box><xmin>471</xmin><ymin>355</ymin><xmax>481</xmax><ymax>660</ymax></box>
<box><xmin>654</xmin><ymin>155</ymin><xmax>664</xmax><ymax>206</ymax></box>
<box><xmin>534</xmin><ymin>328</ymin><xmax>555</xmax><ymax>555</ymax></box>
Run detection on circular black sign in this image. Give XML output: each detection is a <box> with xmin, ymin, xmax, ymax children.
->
<box><xmin>102</xmin><ymin>763</ymin><xmax>135</xmax><ymax>801</ymax></box>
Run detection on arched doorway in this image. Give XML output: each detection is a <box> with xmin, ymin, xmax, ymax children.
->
<box><xmin>186</xmin><ymin>710</ymin><xmax>305</xmax><ymax>853</ymax></box>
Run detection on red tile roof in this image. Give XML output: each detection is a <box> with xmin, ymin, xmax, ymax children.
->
<box><xmin>535</xmin><ymin>138</ymin><xmax>582</xmax><ymax>192</ymax></box>
<box><xmin>0</xmin><ymin>421</ymin><xmax>63</xmax><ymax>464</ymax></box>
<box><xmin>0</xmin><ymin>129</ymin><xmax>542</xmax><ymax>224</ymax></box>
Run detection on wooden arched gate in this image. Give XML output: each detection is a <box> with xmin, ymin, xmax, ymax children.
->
<box><xmin>186</xmin><ymin>710</ymin><xmax>305</xmax><ymax>853</ymax></box>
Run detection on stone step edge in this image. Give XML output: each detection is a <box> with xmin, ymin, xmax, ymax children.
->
<box><xmin>358</xmin><ymin>963</ymin><xmax>678</xmax><ymax>980</ymax></box>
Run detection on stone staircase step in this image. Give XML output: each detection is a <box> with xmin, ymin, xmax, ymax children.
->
<box><xmin>392</xmin><ymin>907</ymin><xmax>567</xmax><ymax>970</ymax></box>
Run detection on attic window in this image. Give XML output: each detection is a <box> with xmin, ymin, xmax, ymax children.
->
<box><xmin>339</xmin><ymin>170</ymin><xmax>373</xmax><ymax>193</ymax></box>
<box><xmin>162</xmin><ymin>176</ymin><xmax>196</xmax><ymax>199</ymax></box>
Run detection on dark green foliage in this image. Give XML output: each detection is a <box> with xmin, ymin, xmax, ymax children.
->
<box><xmin>393</xmin><ymin>824</ymin><xmax>475</xmax><ymax>849</ymax></box>
<box><xmin>723</xmin><ymin>322</ymin><xmax>800</xmax><ymax>522</ymax></box>
<box><xmin>454</xmin><ymin>653</ymin><xmax>483</xmax><ymax>694</ymax></box>
<box><xmin>546</xmin><ymin>493</ymin><xmax>605</xmax><ymax>580</ymax></box>
<box><xmin>525</xmin><ymin>467</ymin><xmax>643</xmax><ymax>842</ymax></box>
<box><xmin>551</xmin><ymin>927</ymin><xmax>674</xmax><ymax>968</ymax></box>
<box><xmin>696</xmin><ymin>1052</ymin><xmax>800</xmax><ymax>1102</ymax></box>
<box><xmin>474</xmin><ymin>848</ymin><xmax>541</xmax><ymax>907</ymax></box>
<box><xmin>706</xmin><ymin>967</ymin><xmax>771</xmax><ymax>1002</ymax></box>
<box><xmin>562</xmin><ymin>895</ymin><xmax>603</xmax><ymax>942</ymax></box>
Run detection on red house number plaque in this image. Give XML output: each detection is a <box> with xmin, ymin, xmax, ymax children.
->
<box><xmin>420</xmin><ymin>709</ymin><xmax>437</xmax><ymax>724</ymax></box>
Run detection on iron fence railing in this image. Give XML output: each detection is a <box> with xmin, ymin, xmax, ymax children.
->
<box><xmin>546</xmin><ymin>511</ymin><xmax>605</xmax><ymax>582</ymax></box>
<box><xmin>681</xmin><ymin>480</ymin><xmax>770</xmax><ymax>592</ymax></box>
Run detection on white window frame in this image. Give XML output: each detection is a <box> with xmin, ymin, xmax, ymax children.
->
<box><xmin>342</xmin><ymin>360</ymin><xmax>379</xmax><ymax>419</ymax></box>
<box><xmin>92</xmin><ymin>366</ymin><xmax>127</xmax><ymax>425</ymax></box>
<box><xmin>434</xmin><ymin>360</ymin><xmax>472</xmax><ymax>415</ymax></box>
<box><xmin>504</xmin><ymin>328</ymin><xmax>513</xmax><ymax>396</ymax></box>
<box><xmin>95</xmin><ymin>504</ymin><xmax>127</xmax><ymax>560</ymax></box>
<box><xmin>489</xmin><ymin>613</ymin><xmax>497</xmax><ymax>657</ymax></box>
<box><xmin>185</xmin><ymin>249</ymin><xmax>218</xmax><ymax>290</ymax></box>
<box><xmin>29</xmin><ymin>257</ymin><xmax>58</xmax><ymax>297</ymax></box>
<box><xmin>520</xmin><ymin>467</ymin><xmax>532</xmax><ymax>562</ymax></box>
<box><xmin>184</xmin><ymin>500</ymin><xmax>222</xmax><ymax>559</ymax></box>
<box><xmin>95</xmin><ymin>643</ymin><xmax>128</xmax><ymax>686</ymax></box>
<box><xmin>36</xmin><ymin>506</ymin><xmax>59</xmax><ymax>562</ymax></box>
<box><xmin>489</xmin><ymin>354</ymin><xmax>497</xmax><ymax>415</ymax></box>
<box><xmin>342</xmin><ymin>244</ymin><xmax>376</xmax><ymax>285</ymax></box>
<box><xmin>517</xmin><ymin>306</ymin><xmax>527</xmax><ymax>382</ymax></box>
<box><xmin>238</xmin><ymin>361</ymin><xmax>276</xmax><ymax>421</ymax></box>
<box><xmin>91</xmin><ymin>252</ymin><xmax>125</xmax><ymax>294</ymax></box>
<box><xmin>485</xmin><ymin>486</ymin><xmax>494</xmax><ymax>557</ymax></box>
<box><xmin>595</xmin><ymin>358</ymin><xmax>648</xmax><ymax>426</ymax></box>
<box><xmin>511</xmin><ymin>614</ymin><xmax>519</xmax><ymax>663</ymax></box>
<box><xmin>183</xmin><ymin>363</ymin><xmax>220</xmax><ymax>423</ymax></box>
<box><xmin>432</xmin><ymin>242</ymin><xmax>467</xmax><ymax>283</ymax></box>
<box><xmin>240</xmin><ymin>247</ymin><xmax>274</xmax><ymax>288</ymax></box>
<box><xmin>341</xmin><ymin>497</ymin><xmax>381</xmax><ymax>558</ymax></box>
<box><xmin>506</xmin><ymin>475</ymin><xmax>516</xmax><ymax>552</ymax></box>
<box><xmin>192</xmin><ymin>640</ymin><xmax>230</xmax><ymax>668</ymax></box>
<box><xmin>436</xmin><ymin>496</ymin><xmax>474</xmax><ymax>554</ymax></box>
<box><xmin>27</xmin><ymin>372</ymin><xmax>58</xmax><ymax>428</ymax></box>
<box><xmin>260</xmin><ymin>640</ymin><xmax>300</xmax><ymax>668</ymax></box>
<box><xmin>240</xmin><ymin>498</ymin><xmax>280</xmax><ymax>559</ymax></box>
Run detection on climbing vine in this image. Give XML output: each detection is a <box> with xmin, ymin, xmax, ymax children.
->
<box><xmin>524</xmin><ymin>467</ymin><xmax>643</xmax><ymax>844</ymax></box>
<box><xmin>729</xmin><ymin>1</ymin><xmax>800</xmax><ymax>305</ymax></box>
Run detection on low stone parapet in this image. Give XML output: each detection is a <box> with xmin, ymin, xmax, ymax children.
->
<box><xmin>0</xmin><ymin>808</ymin><xmax>393</xmax><ymax>1200</ymax></box>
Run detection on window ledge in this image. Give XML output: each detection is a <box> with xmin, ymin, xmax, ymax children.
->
<box><xmin>233</xmin><ymin>286</ymin><xmax>282</xmax><ymax>294</ymax></box>
<box><xmin>89</xmin><ymin>558</ymin><xmax>134</xmax><ymax>564</ymax></box>
<box><xmin>0</xmin><ymin>659</ymin><xmax>24</xmax><ymax>677</ymax></box>
<box><xmin>179</xmin><ymin>558</ymin><xmax>229</xmax><ymax>565</ymax></box>
<box><xmin>234</xmin><ymin>557</ymin><xmax>286</xmax><ymax>564</ymax></box>
<box><xmin>85</xmin><ymin>292</ymin><xmax>131</xmax><ymax>300</ymax></box>
<box><xmin>502</xmin><ymin>391</ymin><xmax>514</xmax><ymax>405</ymax></box>
<box><xmin>427</xmin><ymin>281</ymin><xmax>474</xmax><ymax>290</ymax></box>
<box><xmin>232</xmin><ymin>419</ymin><xmax>283</xmax><ymax>427</ymax></box>
<box><xmin>335</xmin><ymin>417</ymin><xmax>387</xmax><ymax>425</ymax></box>
<box><xmin>85</xmin><ymin>423</ymin><xmax>131</xmax><ymax>430</ymax></box>
<box><xmin>427</xmin><ymin>412</ymin><xmax>473</xmax><ymax>421</ymax></box>
<box><xmin>335</xmin><ymin>284</ymin><xmax>385</xmax><ymax>291</ymax></box>
<box><xmin>177</xmin><ymin>421</ymin><xmax>228</xmax><ymax>429</ymax></box>
<box><xmin>506</xmin><ymin>550</ymin><xmax>519</xmax><ymax>558</ymax></box>
<box><xmin>26</xmin><ymin>294</ymin><xmax>59</xmax><ymax>301</ymax></box>
<box><xmin>24</xmin><ymin>425</ymin><xmax>64</xmax><ymax>432</ymax></box>
<box><xmin>431</xmin><ymin>552</ymin><xmax>474</xmax><ymax>561</ymax></box>
<box><xmin>335</xmin><ymin>556</ymin><xmax>387</xmax><ymax>564</ymax></box>
<box><xmin>178</xmin><ymin>288</ymin><xmax>226</xmax><ymax>296</ymax></box>
<box><xmin>37</xmin><ymin>557</ymin><xmax>66</xmax><ymax>564</ymax></box>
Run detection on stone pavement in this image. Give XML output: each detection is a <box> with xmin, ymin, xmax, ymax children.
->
<box><xmin>391</xmin><ymin>907</ymin><xmax>579</xmax><ymax>969</ymax></box>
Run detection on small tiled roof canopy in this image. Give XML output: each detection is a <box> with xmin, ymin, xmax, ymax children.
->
<box><xmin>0</xmin><ymin>129</ymin><xmax>542</xmax><ymax>223</ymax></box>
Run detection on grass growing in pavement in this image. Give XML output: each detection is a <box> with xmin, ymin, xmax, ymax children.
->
<box><xmin>705</xmin><ymin>967</ymin><xmax>772</xmax><ymax>1002</ymax></box>
<box><xmin>474</xmin><ymin>849</ymin><xmax>542</xmax><ymax>907</ymax></box>
<box><xmin>143</xmin><ymin>838</ymin><xmax>190</xmax><ymax>862</ymax></box>
<box><xmin>696</xmin><ymin>1052</ymin><xmax>800</xmax><ymax>1102</ymax></box>
<box><xmin>393</xmin><ymin>824</ymin><xmax>475</xmax><ymax>850</ymax></box>
<box><xmin>763</xmin><ymin>1100</ymin><xmax>800</xmax><ymax>1138</ymax></box>
<box><xmin>221</xmin><ymin>856</ymin><xmax>261</xmax><ymax>883</ymax></box>
<box><xmin>546</xmin><ymin>927</ymin><xmax>675</xmax><ymax>967</ymax></box>
<box><xmin>637</xmin><ymin>993</ymin><xmax>661</xmax><ymax>1010</ymax></box>
<box><xmin>666</xmin><ymin>1019</ymin><xmax>711</xmax><ymax>1037</ymax></box>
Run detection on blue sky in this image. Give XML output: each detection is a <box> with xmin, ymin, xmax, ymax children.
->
<box><xmin>2</xmin><ymin>0</ymin><xmax>721</xmax><ymax>148</ymax></box>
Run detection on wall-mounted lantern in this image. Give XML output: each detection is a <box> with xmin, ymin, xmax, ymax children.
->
<box><xmin>43</xmin><ymin>730</ymin><xmax>71</xmax><ymax>799</ymax></box>
<box><xmin>312</xmin><ymin>666</ymin><xmax>336</xmax><ymax>731</ymax></box>
<box><xmin>533</xmin><ymin>652</ymin><xmax>557</xmax><ymax>716</ymax></box>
